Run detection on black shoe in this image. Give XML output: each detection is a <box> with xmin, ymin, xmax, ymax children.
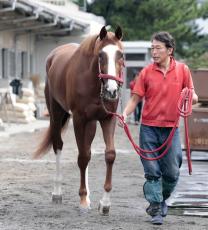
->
<box><xmin>146</xmin><ymin>202</ymin><xmax>163</xmax><ymax>224</ymax></box>
<box><xmin>146</xmin><ymin>202</ymin><xmax>161</xmax><ymax>216</ymax></box>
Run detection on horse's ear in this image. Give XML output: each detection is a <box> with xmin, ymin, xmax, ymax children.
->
<box><xmin>115</xmin><ymin>26</ymin><xmax>123</xmax><ymax>40</ymax></box>
<box><xmin>99</xmin><ymin>26</ymin><xmax>107</xmax><ymax>40</ymax></box>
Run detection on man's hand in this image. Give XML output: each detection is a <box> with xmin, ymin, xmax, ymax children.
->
<box><xmin>192</xmin><ymin>92</ymin><xmax>198</xmax><ymax>105</ymax></box>
<box><xmin>118</xmin><ymin>94</ymin><xmax>142</xmax><ymax>128</ymax></box>
<box><xmin>118</xmin><ymin>112</ymin><xmax>127</xmax><ymax>128</ymax></box>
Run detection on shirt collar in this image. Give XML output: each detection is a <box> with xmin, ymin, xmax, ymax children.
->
<box><xmin>152</xmin><ymin>57</ymin><xmax>176</xmax><ymax>72</ymax></box>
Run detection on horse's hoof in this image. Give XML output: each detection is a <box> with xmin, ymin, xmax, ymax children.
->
<box><xmin>52</xmin><ymin>194</ymin><xmax>62</xmax><ymax>204</ymax></box>
<box><xmin>98</xmin><ymin>201</ymin><xmax>110</xmax><ymax>216</ymax></box>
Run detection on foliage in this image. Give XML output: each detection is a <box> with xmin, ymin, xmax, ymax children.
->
<box><xmin>187</xmin><ymin>52</ymin><xmax>208</xmax><ymax>69</ymax></box>
<box><xmin>71</xmin><ymin>0</ymin><xmax>84</xmax><ymax>8</ymax></box>
<box><xmin>87</xmin><ymin>0</ymin><xmax>208</xmax><ymax>68</ymax></box>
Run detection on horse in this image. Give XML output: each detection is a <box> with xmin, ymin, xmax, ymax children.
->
<box><xmin>34</xmin><ymin>26</ymin><xmax>124</xmax><ymax>215</ymax></box>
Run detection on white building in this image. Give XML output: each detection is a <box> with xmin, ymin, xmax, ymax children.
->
<box><xmin>121</xmin><ymin>41</ymin><xmax>151</xmax><ymax>108</ymax></box>
<box><xmin>0</xmin><ymin>0</ymin><xmax>105</xmax><ymax>85</ymax></box>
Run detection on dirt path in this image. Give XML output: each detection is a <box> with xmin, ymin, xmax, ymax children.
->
<box><xmin>0</xmin><ymin>121</ymin><xmax>207</xmax><ymax>230</ymax></box>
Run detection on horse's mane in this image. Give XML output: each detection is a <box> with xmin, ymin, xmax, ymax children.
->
<box><xmin>78</xmin><ymin>34</ymin><xmax>99</xmax><ymax>56</ymax></box>
<box><xmin>78</xmin><ymin>31</ymin><xmax>123</xmax><ymax>56</ymax></box>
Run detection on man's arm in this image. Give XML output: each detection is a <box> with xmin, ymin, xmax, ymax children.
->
<box><xmin>122</xmin><ymin>94</ymin><xmax>143</xmax><ymax>122</ymax></box>
<box><xmin>192</xmin><ymin>90</ymin><xmax>198</xmax><ymax>105</ymax></box>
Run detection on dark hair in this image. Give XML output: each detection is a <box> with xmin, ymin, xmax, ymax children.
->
<box><xmin>151</xmin><ymin>31</ymin><xmax>175</xmax><ymax>55</ymax></box>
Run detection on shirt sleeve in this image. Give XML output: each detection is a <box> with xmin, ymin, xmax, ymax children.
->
<box><xmin>132</xmin><ymin>69</ymin><xmax>146</xmax><ymax>97</ymax></box>
<box><xmin>183</xmin><ymin>64</ymin><xmax>194</xmax><ymax>89</ymax></box>
<box><xmin>129</xmin><ymin>80</ymin><xmax>135</xmax><ymax>91</ymax></box>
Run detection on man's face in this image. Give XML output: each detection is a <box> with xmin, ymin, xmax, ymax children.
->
<box><xmin>151</xmin><ymin>39</ymin><xmax>173</xmax><ymax>65</ymax></box>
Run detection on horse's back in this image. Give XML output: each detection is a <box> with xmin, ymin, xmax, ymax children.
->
<box><xmin>46</xmin><ymin>43</ymin><xmax>79</xmax><ymax>73</ymax></box>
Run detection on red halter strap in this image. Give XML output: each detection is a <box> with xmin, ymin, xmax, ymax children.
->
<box><xmin>98</xmin><ymin>56</ymin><xmax>125</xmax><ymax>84</ymax></box>
<box><xmin>98</xmin><ymin>73</ymin><xmax>124</xmax><ymax>84</ymax></box>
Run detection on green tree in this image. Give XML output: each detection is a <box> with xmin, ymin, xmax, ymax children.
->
<box><xmin>87</xmin><ymin>0</ymin><xmax>208</xmax><ymax>68</ymax></box>
<box><xmin>71</xmin><ymin>0</ymin><xmax>84</xmax><ymax>8</ymax></box>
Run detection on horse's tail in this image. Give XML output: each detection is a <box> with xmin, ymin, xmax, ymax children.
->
<box><xmin>33</xmin><ymin>49</ymin><xmax>71</xmax><ymax>159</ymax></box>
<box><xmin>33</xmin><ymin>113</ymin><xmax>70</xmax><ymax>159</ymax></box>
<box><xmin>33</xmin><ymin>125</ymin><xmax>53</xmax><ymax>159</ymax></box>
<box><xmin>32</xmin><ymin>56</ymin><xmax>53</xmax><ymax>159</ymax></box>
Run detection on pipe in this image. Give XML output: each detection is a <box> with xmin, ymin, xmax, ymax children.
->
<box><xmin>0</xmin><ymin>15</ymin><xmax>58</xmax><ymax>32</ymax></box>
<box><xmin>11</xmin><ymin>9</ymin><xmax>40</xmax><ymax>23</ymax></box>
<box><xmin>0</xmin><ymin>9</ymin><xmax>40</xmax><ymax>25</ymax></box>
<box><xmin>35</xmin><ymin>20</ymin><xmax>74</xmax><ymax>35</ymax></box>
<box><xmin>0</xmin><ymin>0</ymin><xmax>16</xmax><ymax>13</ymax></box>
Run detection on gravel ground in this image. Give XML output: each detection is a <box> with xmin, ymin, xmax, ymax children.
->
<box><xmin>0</xmin><ymin>120</ymin><xmax>207</xmax><ymax>230</ymax></box>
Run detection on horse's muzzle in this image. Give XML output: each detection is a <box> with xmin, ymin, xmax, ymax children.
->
<box><xmin>100</xmin><ymin>83</ymin><xmax>121</xmax><ymax>101</ymax></box>
<box><xmin>98</xmin><ymin>73</ymin><xmax>123</xmax><ymax>101</ymax></box>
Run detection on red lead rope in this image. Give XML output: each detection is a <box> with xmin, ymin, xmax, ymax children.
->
<box><xmin>104</xmin><ymin>88</ymin><xmax>193</xmax><ymax>175</ymax></box>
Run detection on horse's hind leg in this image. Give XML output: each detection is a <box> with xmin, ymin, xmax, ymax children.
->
<box><xmin>98</xmin><ymin>117</ymin><xmax>116</xmax><ymax>215</ymax></box>
<box><xmin>73</xmin><ymin>116</ymin><xmax>97</xmax><ymax>212</ymax></box>
<box><xmin>52</xmin><ymin>149</ymin><xmax>62</xmax><ymax>203</ymax></box>
<box><xmin>48</xmin><ymin>97</ymin><xmax>69</xmax><ymax>204</ymax></box>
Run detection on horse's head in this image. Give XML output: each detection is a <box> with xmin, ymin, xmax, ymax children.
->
<box><xmin>97</xmin><ymin>26</ymin><xmax>124</xmax><ymax>101</ymax></box>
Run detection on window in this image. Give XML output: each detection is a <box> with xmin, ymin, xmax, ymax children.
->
<box><xmin>30</xmin><ymin>54</ymin><xmax>34</xmax><ymax>75</ymax></box>
<box><xmin>126</xmin><ymin>67</ymin><xmax>142</xmax><ymax>89</ymax></box>
<box><xmin>2</xmin><ymin>48</ymin><xmax>9</xmax><ymax>79</ymax></box>
<box><xmin>1</xmin><ymin>49</ymin><xmax>30</xmax><ymax>79</ymax></box>
<box><xmin>0</xmin><ymin>49</ymin><xmax>2</xmax><ymax>79</ymax></box>
<box><xmin>9</xmin><ymin>50</ymin><xmax>15</xmax><ymax>78</ymax></box>
<box><xmin>125</xmin><ymin>53</ymin><xmax>145</xmax><ymax>61</ymax></box>
<box><xmin>21</xmin><ymin>51</ymin><xmax>28</xmax><ymax>79</ymax></box>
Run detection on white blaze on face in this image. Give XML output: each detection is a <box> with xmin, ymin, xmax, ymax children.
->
<box><xmin>102</xmin><ymin>44</ymin><xmax>119</xmax><ymax>93</ymax></box>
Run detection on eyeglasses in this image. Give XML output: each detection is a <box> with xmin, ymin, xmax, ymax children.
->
<box><xmin>151</xmin><ymin>46</ymin><xmax>166</xmax><ymax>52</ymax></box>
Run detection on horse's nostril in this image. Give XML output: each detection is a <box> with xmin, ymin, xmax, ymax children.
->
<box><xmin>103</xmin><ymin>83</ymin><xmax>118</xmax><ymax>100</ymax></box>
<box><xmin>109</xmin><ymin>89</ymin><xmax>117</xmax><ymax>99</ymax></box>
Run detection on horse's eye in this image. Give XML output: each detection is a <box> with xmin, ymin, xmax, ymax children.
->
<box><xmin>99</xmin><ymin>52</ymin><xmax>104</xmax><ymax>59</ymax></box>
<box><xmin>116</xmin><ymin>51</ymin><xmax>124</xmax><ymax>60</ymax></box>
<box><xmin>99</xmin><ymin>52</ymin><xmax>108</xmax><ymax>64</ymax></box>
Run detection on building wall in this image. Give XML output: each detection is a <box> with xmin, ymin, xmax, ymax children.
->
<box><xmin>34</xmin><ymin>35</ymin><xmax>86</xmax><ymax>80</ymax></box>
<box><xmin>0</xmin><ymin>32</ymin><xmax>35</xmax><ymax>81</ymax></box>
<box><xmin>0</xmin><ymin>32</ymin><xmax>14</xmax><ymax>49</ymax></box>
<box><xmin>121</xmin><ymin>41</ymin><xmax>151</xmax><ymax>109</ymax></box>
<box><xmin>0</xmin><ymin>30</ymin><xmax>101</xmax><ymax>85</ymax></box>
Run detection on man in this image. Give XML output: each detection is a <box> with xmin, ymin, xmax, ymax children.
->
<box><xmin>121</xmin><ymin>31</ymin><xmax>198</xmax><ymax>225</ymax></box>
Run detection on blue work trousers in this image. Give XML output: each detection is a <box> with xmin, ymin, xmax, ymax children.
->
<box><xmin>139</xmin><ymin>124</ymin><xmax>182</xmax><ymax>204</ymax></box>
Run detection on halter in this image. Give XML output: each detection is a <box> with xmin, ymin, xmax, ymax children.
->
<box><xmin>98</xmin><ymin>55</ymin><xmax>124</xmax><ymax>83</ymax></box>
<box><xmin>97</xmin><ymin>56</ymin><xmax>125</xmax><ymax>100</ymax></box>
<box><xmin>98</xmin><ymin>73</ymin><xmax>124</xmax><ymax>84</ymax></box>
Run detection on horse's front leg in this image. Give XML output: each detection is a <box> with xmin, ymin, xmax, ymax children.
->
<box><xmin>99</xmin><ymin>117</ymin><xmax>116</xmax><ymax>215</ymax></box>
<box><xmin>73</xmin><ymin>117</ymin><xmax>97</xmax><ymax>212</ymax></box>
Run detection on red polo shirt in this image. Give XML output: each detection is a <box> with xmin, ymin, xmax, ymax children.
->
<box><xmin>132</xmin><ymin>58</ymin><xmax>194</xmax><ymax>127</ymax></box>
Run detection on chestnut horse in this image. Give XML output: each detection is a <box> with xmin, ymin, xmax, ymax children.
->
<box><xmin>34</xmin><ymin>26</ymin><xmax>124</xmax><ymax>215</ymax></box>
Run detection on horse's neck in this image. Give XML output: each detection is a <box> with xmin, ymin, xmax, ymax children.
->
<box><xmin>75</xmin><ymin>51</ymin><xmax>99</xmax><ymax>76</ymax></box>
<box><xmin>90</xmin><ymin>56</ymin><xmax>99</xmax><ymax>74</ymax></box>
